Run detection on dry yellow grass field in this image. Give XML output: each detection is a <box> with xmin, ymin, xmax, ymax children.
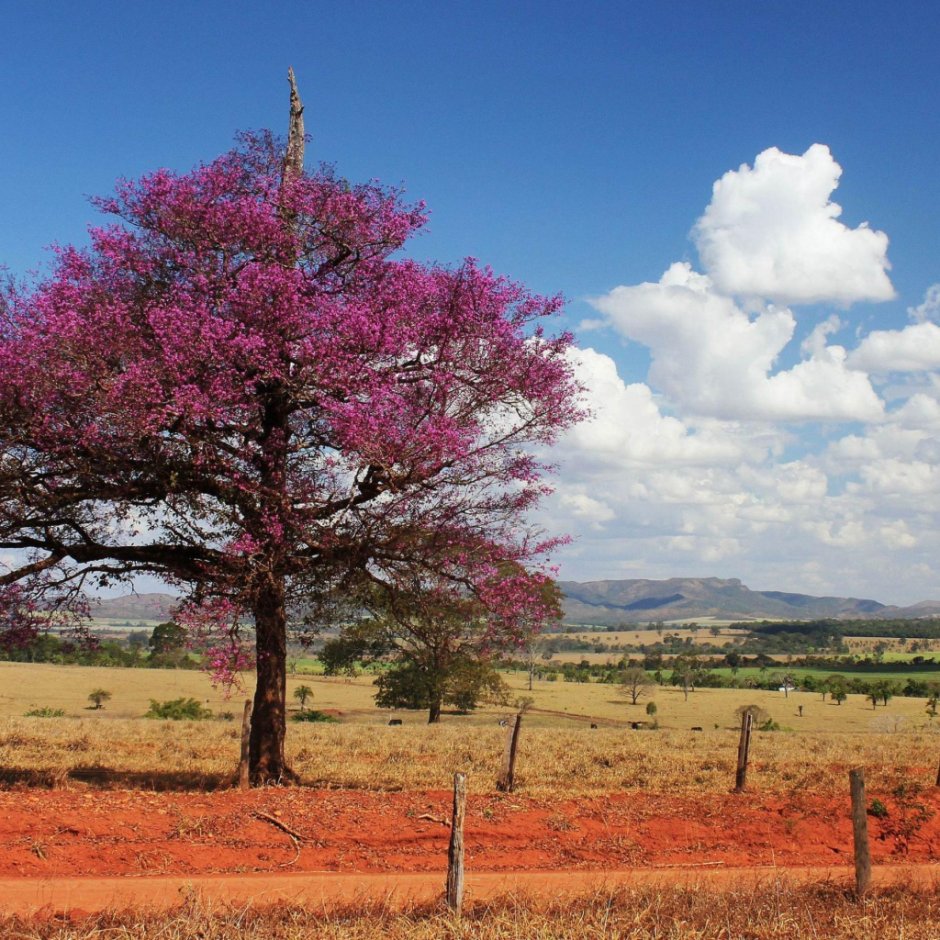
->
<box><xmin>2</xmin><ymin>661</ymin><xmax>938</xmax><ymax>798</ymax></box>
<box><xmin>2</xmin><ymin>661</ymin><xmax>937</xmax><ymax>733</ymax></box>
<box><xmin>2</xmin><ymin>714</ymin><xmax>937</xmax><ymax>797</ymax></box>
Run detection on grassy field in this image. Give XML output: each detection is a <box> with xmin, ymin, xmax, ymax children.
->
<box><xmin>709</xmin><ymin>664</ymin><xmax>940</xmax><ymax>684</ymax></box>
<box><xmin>5</xmin><ymin>882</ymin><xmax>940</xmax><ymax>939</ymax></box>
<box><xmin>2</xmin><ymin>661</ymin><xmax>938</xmax><ymax>733</ymax></box>
<box><xmin>2</xmin><ymin>662</ymin><xmax>939</xmax><ymax>796</ymax></box>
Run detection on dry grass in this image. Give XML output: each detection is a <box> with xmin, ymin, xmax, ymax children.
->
<box><xmin>4</xmin><ymin>662</ymin><xmax>937</xmax><ymax>735</ymax></box>
<box><xmin>2</xmin><ymin>660</ymin><xmax>938</xmax><ymax>796</ymax></box>
<box><xmin>5</xmin><ymin>882</ymin><xmax>940</xmax><ymax>939</ymax></box>
<box><xmin>1</xmin><ymin>715</ymin><xmax>937</xmax><ymax>796</ymax></box>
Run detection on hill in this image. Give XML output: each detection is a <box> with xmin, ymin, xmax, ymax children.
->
<box><xmin>559</xmin><ymin>577</ymin><xmax>940</xmax><ymax>625</ymax></box>
<box><xmin>89</xmin><ymin>579</ymin><xmax>940</xmax><ymax>627</ymax></box>
<box><xmin>90</xmin><ymin>593</ymin><xmax>177</xmax><ymax>622</ymax></box>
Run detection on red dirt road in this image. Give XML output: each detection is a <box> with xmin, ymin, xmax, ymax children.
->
<box><xmin>1</xmin><ymin>787</ymin><xmax>938</xmax><ymax>914</ymax></box>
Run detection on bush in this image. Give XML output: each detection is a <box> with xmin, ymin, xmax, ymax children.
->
<box><xmin>24</xmin><ymin>707</ymin><xmax>65</xmax><ymax>717</ymax></box>
<box><xmin>144</xmin><ymin>697</ymin><xmax>213</xmax><ymax>720</ymax></box>
<box><xmin>290</xmin><ymin>709</ymin><xmax>336</xmax><ymax>723</ymax></box>
<box><xmin>868</xmin><ymin>798</ymin><xmax>889</xmax><ymax>819</ymax></box>
<box><xmin>88</xmin><ymin>688</ymin><xmax>112</xmax><ymax>710</ymax></box>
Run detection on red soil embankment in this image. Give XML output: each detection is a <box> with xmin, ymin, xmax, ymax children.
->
<box><xmin>1</xmin><ymin>786</ymin><xmax>938</xmax><ymax>915</ymax></box>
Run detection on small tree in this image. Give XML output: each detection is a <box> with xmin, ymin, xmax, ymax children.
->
<box><xmin>620</xmin><ymin>667</ymin><xmax>654</xmax><ymax>705</ymax></box>
<box><xmin>825</xmin><ymin>674</ymin><xmax>847</xmax><ymax>704</ymax></box>
<box><xmin>645</xmin><ymin>701</ymin><xmax>657</xmax><ymax>717</ymax></box>
<box><xmin>88</xmin><ymin>688</ymin><xmax>112</xmax><ymax>710</ymax></box>
<box><xmin>293</xmin><ymin>684</ymin><xmax>313</xmax><ymax>712</ymax></box>
<box><xmin>148</xmin><ymin>621</ymin><xmax>187</xmax><ymax>654</ymax></box>
<box><xmin>327</xmin><ymin>566</ymin><xmax>559</xmax><ymax>724</ymax></box>
<box><xmin>735</xmin><ymin>703</ymin><xmax>770</xmax><ymax>727</ymax></box>
<box><xmin>373</xmin><ymin>656</ymin><xmax>511</xmax><ymax>719</ymax></box>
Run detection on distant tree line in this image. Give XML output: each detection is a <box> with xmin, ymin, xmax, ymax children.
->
<box><xmin>0</xmin><ymin>622</ymin><xmax>199</xmax><ymax>669</ymax></box>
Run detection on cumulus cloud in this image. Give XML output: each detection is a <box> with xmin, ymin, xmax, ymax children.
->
<box><xmin>848</xmin><ymin>321</ymin><xmax>940</xmax><ymax>373</ymax></box>
<box><xmin>908</xmin><ymin>283</ymin><xmax>940</xmax><ymax>323</ymax></box>
<box><xmin>547</xmin><ymin>147</ymin><xmax>940</xmax><ymax>605</ymax></box>
<box><xmin>693</xmin><ymin>144</ymin><xmax>895</xmax><ymax>305</ymax></box>
<box><xmin>560</xmin><ymin>345</ymin><xmax>749</xmax><ymax>465</ymax></box>
<box><xmin>592</xmin><ymin>262</ymin><xmax>884</xmax><ymax>421</ymax></box>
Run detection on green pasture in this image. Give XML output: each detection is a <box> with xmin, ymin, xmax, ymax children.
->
<box><xmin>709</xmin><ymin>664</ymin><xmax>940</xmax><ymax>684</ymax></box>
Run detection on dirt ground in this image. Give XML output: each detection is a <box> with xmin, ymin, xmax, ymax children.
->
<box><xmin>1</xmin><ymin>784</ymin><xmax>939</xmax><ymax>915</ymax></box>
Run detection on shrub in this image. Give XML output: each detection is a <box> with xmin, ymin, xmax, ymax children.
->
<box><xmin>868</xmin><ymin>798</ymin><xmax>889</xmax><ymax>819</ymax></box>
<box><xmin>144</xmin><ymin>697</ymin><xmax>213</xmax><ymax>720</ymax></box>
<box><xmin>290</xmin><ymin>709</ymin><xmax>336</xmax><ymax>723</ymax></box>
<box><xmin>24</xmin><ymin>707</ymin><xmax>65</xmax><ymax>717</ymax></box>
<box><xmin>88</xmin><ymin>688</ymin><xmax>112</xmax><ymax>710</ymax></box>
<box><xmin>734</xmin><ymin>703</ymin><xmax>770</xmax><ymax>726</ymax></box>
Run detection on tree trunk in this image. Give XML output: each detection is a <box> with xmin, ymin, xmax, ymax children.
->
<box><xmin>249</xmin><ymin>577</ymin><xmax>296</xmax><ymax>784</ymax></box>
<box><xmin>428</xmin><ymin>695</ymin><xmax>442</xmax><ymax>724</ymax></box>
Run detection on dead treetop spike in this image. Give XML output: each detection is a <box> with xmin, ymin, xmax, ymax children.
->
<box><xmin>283</xmin><ymin>67</ymin><xmax>305</xmax><ymax>183</ymax></box>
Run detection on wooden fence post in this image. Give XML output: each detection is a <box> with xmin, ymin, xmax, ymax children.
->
<box><xmin>849</xmin><ymin>768</ymin><xmax>872</xmax><ymax>897</ymax></box>
<box><xmin>496</xmin><ymin>712</ymin><xmax>523</xmax><ymax>792</ymax></box>
<box><xmin>446</xmin><ymin>772</ymin><xmax>467</xmax><ymax>912</ymax></box>
<box><xmin>935</xmin><ymin>755</ymin><xmax>940</xmax><ymax>788</ymax></box>
<box><xmin>238</xmin><ymin>699</ymin><xmax>252</xmax><ymax>790</ymax></box>
<box><xmin>734</xmin><ymin>710</ymin><xmax>753</xmax><ymax>792</ymax></box>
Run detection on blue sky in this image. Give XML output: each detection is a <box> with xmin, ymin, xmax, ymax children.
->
<box><xmin>2</xmin><ymin>1</ymin><xmax>940</xmax><ymax>604</ymax></box>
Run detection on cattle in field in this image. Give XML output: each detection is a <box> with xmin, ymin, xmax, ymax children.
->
<box><xmin>388</xmin><ymin>718</ymin><xmax>403</xmax><ymax>726</ymax></box>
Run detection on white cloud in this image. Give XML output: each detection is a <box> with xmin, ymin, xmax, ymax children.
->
<box><xmin>908</xmin><ymin>283</ymin><xmax>940</xmax><ymax>323</ymax></box>
<box><xmin>557</xmin><ymin>490</ymin><xmax>615</xmax><ymax>526</ymax></box>
<box><xmin>561</xmin><ymin>345</ymin><xmax>747</xmax><ymax>464</ymax></box>
<box><xmin>550</xmin><ymin>146</ymin><xmax>940</xmax><ymax>606</ymax></box>
<box><xmin>592</xmin><ymin>262</ymin><xmax>884</xmax><ymax>422</ymax></box>
<box><xmin>693</xmin><ymin>144</ymin><xmax>895</xmax><ymax>305</ymax></box>
<box><xmin>848</xmin><ymin>321</ymin><xmax>940</xmax><ymax>373</ymax></box>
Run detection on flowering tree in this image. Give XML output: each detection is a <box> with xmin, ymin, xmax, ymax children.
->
<box><xmin>0</xmin><ymin>74</ymin><xmax>583</xmax><ymax>783</ymax></box>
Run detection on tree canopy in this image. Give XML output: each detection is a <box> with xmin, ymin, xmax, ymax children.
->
<box><xmin>0</xmin><ymin>75</ymin><xmax>583</xmax><ymax>782</ymax></box>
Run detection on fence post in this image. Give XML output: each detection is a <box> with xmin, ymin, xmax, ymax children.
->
<box><xmin>496</xmin><ymin>712</ymin><xmax>523</xmax><ymax>792</ymax></box>
<box><xmin>446</xmin><ymin>772</ymin><xmax>467</xmax><ymax>912</ymax></box>
<box><xmin>935</xmin><ymin>756</ymin><xmax>940</xmax><ymax>788</ymax></box>
<box><xmin>238</xmin><ymin>699</ymin><xmax>252</xmax><ymax>790</ymax></box>
<box><xmin>734</xmin><ymin>710</ymin><xmax>753</xmax><ymax>792</ymax></box>
<box><xmin>849</xmin><ymin>768</ymin><xmax>872</xmax><ymax>897</ymax></box>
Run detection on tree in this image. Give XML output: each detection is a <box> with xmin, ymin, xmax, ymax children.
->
<box><xmin>324</xmin><ymin>570</ymin><xmax>544</xmax><ymax>723</ymax></box>
<box><xmin>670</xmin><ymin>655</ymin><xmax>701</xmax><ymax>701</ymax></box>
<box><xmin>619</xmin><ymin>667</ymin><xmax>653</xmax><ymax>705</ymax></box>
<box><xmin>0</xmin><ymin>74</ymin><xmax>582</xmax><ymax>782</ymax></box>
<box><xmin>88</xmin><ymin>688</ymin><xmax>111</xmax><ymax>710</ymax></box>
<box><xmin>292</xmin><ymin>684</ymin><xmax>313</xmax><ymax>712</ymax></box>
<box><xmin>824</xmin><ymin>674</ymin><xmax>847</xmax><ymax>705</ymax></box>
<box><xmin>374</xmin><ymin>656</ymin><xmax>510</xmax><ymax>720</ymax></box>
<box><xmin>735</xmin><ymin>703</ymin><xmax>770</xmax><ymax>726</ymax></box>
<box><xmin>148</xmin><ymin>622</ymin><xmax>187</xmax><ymax>654</ymax></box>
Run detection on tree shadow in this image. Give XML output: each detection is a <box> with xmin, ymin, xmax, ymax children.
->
<box><xmin>0</xmin><ymin>766</ymin><xmax>231</xmax><ymax>791</ymax></box>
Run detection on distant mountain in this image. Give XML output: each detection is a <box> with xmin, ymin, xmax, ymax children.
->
<box><xmin>559</xmin><ymin>577</ymin><xmax>940</xmax><ymax>624</ymax></box>
<box><xmin>90</xmin><ymin>593</ymin><xmax>177</xmax><ymax>622</ymax></box>
<box><xmin>89</xmin><ymin>579</ymin><xmax>940</xmax><ymax>626</ymax></box>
